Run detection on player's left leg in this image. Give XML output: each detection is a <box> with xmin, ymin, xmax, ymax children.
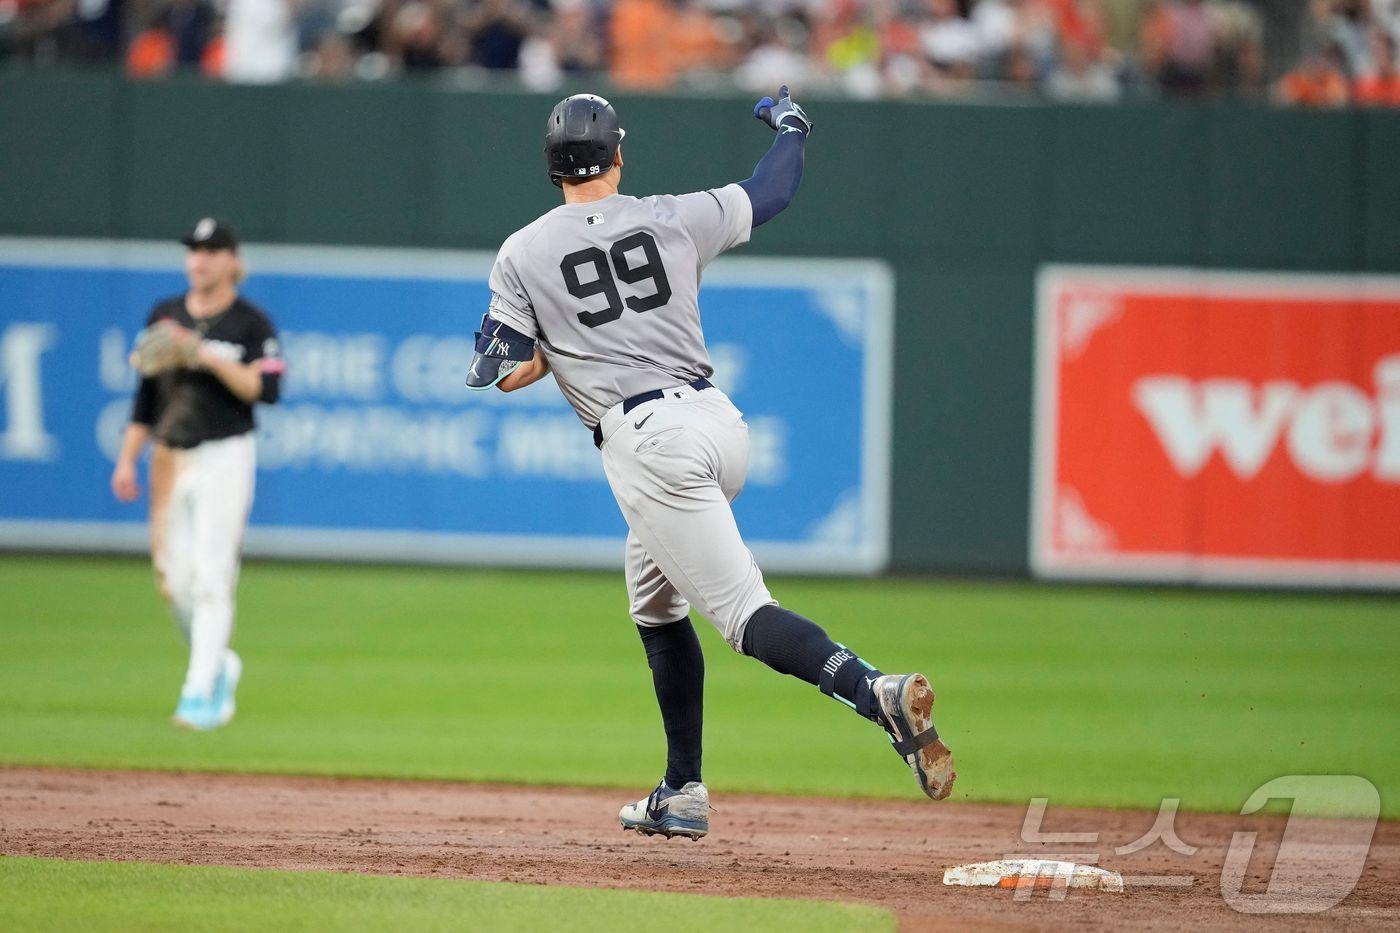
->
<box><xmin>174</xmin><ymin>435</ymin><xmax>254</xmax><ymax>730</ymax></box>
<box><xmin>620</xmin><ymin>532</ymin><xmax>709</xmax><ymax>837</ymax></box>
<box><xmin>148</xmin><ymin>442</ymin><xmax>177</xmax><ymax>603</ymax></box>
<box><xmin>161</xmin><ymin>453</ymin><xmax>197</xmax><ymax>645</ymax></box>
<box><xmin>626</xmin><ymin>532</ymin><xmax>704</xmax><ymax>789</ymax></box>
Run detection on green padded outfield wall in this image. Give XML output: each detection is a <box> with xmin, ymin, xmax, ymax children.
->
<box><xmin>3</xmin><ymin>72</ymin><xmax>1397</xmax><ymax>574</ymax></box>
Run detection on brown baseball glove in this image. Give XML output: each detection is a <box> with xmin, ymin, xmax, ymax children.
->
<box><xmin>131</xmin><ymin>320</ymin><xmax>201</xmax><ymax>376</ymax></box>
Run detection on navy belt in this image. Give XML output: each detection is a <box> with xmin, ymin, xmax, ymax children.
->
<box><xmin>592</xmin><ymin>377</ymin><xmax>712</xmax><ymax>449</ymax></box>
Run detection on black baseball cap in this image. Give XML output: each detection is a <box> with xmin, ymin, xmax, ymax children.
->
<box><xmin>181</xmin><ymin>217</ymin><xmax>239</xmax><ymax>251</ymax></box>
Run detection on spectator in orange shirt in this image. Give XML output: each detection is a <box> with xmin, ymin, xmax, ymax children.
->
<box><xmin>201</xmin><ymin>31</ymin><xmax>225</xmax><ymax>78</ymax></box>
<box><xmin>1048</xmin><ymin>0</ymin><xmax>1109</xmax><ymax>59</ymax></box>
<box><xmin>671</xmin><ymin>0</ymin><xmax>729</xmax><ymax>78</ymax></box>
<box><xmin>126</xmin><ymin>23</ymin><xmax>176</xmax><ymax>78</ymax></box>
<box><xmin>1277</xmin><ymin>43</ymin><xmax>1350</xmax><ymax>107</ymax></box>
<box><xmin>610</xmin><ymin>0</ymin><xmax>680</xmax><ymax>90</ymax></box>
<box><xmin>1354</xmin><ymin>32</ymin><xmax>1400</xmax><ymax>106</ymax></box>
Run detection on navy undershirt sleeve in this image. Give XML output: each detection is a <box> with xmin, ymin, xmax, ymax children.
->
<box><xmin>130</xmin><ymin>376</ymin><xmax>159</xmax><ymax>426</ymax></box>
<box><xmin>738</xmin><ymin>129</ymin><xmax>806</xmax><ymax>228</ymax></box>
<box><xmin>258</xmin><ymin>373</ymin><xmax>281</xmax><ymax>405</ymax></box>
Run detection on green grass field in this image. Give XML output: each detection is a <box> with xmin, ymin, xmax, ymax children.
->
<box><xmin>1</xmin><ymin>554</ymin><xmax>1396</xmax><ymax>816</ymax></box>
<box><xmin>0</xmin><ymin>857</ymin><xmax>891</xmax><ymax>932</ymax></box>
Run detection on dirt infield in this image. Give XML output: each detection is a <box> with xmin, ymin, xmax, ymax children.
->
<box><xmin>2</xmin><ymin>768</ymin><xmax>1395</xmax><ymax>930</ymax></box>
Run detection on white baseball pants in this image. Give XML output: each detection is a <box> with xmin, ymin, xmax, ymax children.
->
<box><xmin>600</xmin><ymin>385</ymin><xmax>775</xmax><ymax>650</ymax></box>
<box><xmin>157</xmin><ymin>433</ymin><xmax>255</xmax><ymax>698</ymax></box>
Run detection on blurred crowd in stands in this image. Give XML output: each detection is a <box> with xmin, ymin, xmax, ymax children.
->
<box><xmin>2</xmin><ymin>0</ymin><xmax>1399</xmax><ymax>106</ymax></box>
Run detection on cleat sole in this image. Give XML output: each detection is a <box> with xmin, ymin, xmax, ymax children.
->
<box><xmin>619</xmin><ymin>816</ymin><xmax>707</xmax><ymax>840</ymax></box>
<box><xmin>902</xmin><ymin>674</ymin><xmax>956</xmax><ymax>800</ymax></box>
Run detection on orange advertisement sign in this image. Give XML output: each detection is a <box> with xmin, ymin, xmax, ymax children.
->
<box><xmin>1032</xmin><ymin>266</ymin><xmax>1400</xmax><ymax>587</ymax></box>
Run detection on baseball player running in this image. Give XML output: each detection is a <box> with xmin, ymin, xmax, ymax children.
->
<box><xmin>110</xmin><ymin>218</ymin><xmax>284</xmax><ymax>731</ymax></box>
<box><xmin>466</xmin><ymin>90</ymin><xmax>954</xmax><ymax>839</ymax></box>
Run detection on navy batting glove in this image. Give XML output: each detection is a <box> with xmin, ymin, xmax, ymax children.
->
<box><xmin>754</xmin><ymin>85</ymin><xmax>812</xmax><ymax>136</ymax></box>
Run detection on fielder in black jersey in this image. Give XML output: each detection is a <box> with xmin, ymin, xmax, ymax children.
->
<box><xmin>110</xmin><ymin>218</ymin><xmax>284</xmax><ymax>731</ymax></box>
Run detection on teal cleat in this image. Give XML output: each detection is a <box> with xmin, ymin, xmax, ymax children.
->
<box><xmin>172</xmin><ymin>692</ymin><xmax>221</xmax><ymax>731</ymax></box>
<box><xmin>174</xmin><ymin>653</ymin><xmax>241</xmax><ymax>731</ymax></box>
<box><xmin>212</xmin><ymin>650</ymin><xmax>242</xmax><ymax>727</ymax></box>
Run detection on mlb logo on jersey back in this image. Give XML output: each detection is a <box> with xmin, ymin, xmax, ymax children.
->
<box><xmin>586</xmin><ymin>213</ymin><xmax>605</xmax><ymax>226</ymax></box>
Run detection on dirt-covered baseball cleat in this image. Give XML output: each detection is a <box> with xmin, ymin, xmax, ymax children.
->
<box><xmin>619</xmin><ymin>781</ymin><xmax>709</xmax><ymax>840</ymax></box>
<box><xmin>874</xmin><ymin>673</ymin><xmax>956</xmax><ymax>800</ymax></box>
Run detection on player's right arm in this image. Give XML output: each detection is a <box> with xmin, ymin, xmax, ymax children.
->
<box><xmin>466</xmin><ymin>232</ymin><xmax>545</xmax><ymax>392</ymax></box>
<box><xmin>111</xmin><ymin>417</ymin><xmax>152</xmax><ymax>503</ymax></box>
<box><xmin>497</xmin><ymin>346</ymin><xmax>550</xmax><ymax>392</ymax></box>
<box><xmin>112</xmin><ymin>309</ymin><xmax>164</xmax><ymax>502</ymax></box>
<box><xmin>464</xmin><ymin>309</ymin><xmax>539</xmax><ymax>391</ymax></box>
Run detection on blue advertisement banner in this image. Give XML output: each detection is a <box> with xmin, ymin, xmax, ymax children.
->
<box><xmin>0</xmin><ymin>239</ymin><xmax>892</xmax><ymax>573</ymax></box>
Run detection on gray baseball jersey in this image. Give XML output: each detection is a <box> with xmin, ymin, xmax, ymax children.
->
<box><xmin>484</xmin><ymin>183</ymin><xmax>752</xmax><ymax>426</ymax></box>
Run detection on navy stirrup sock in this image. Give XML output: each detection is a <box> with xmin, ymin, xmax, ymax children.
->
<box><xmin>740</xmin><ymin>604</ymin><xmax>885</xmax><ymax>723</ymax></box>
<box><xmin>638</xmin><ymin>618</ymin><xmax>705</xmax><ymax>789</ymax></box>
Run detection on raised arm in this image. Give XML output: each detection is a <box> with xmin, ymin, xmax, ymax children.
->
<box><xmin>738</xmin><ymin>85</ymin><xmax>813</xmax><ymax>228</ymax></box>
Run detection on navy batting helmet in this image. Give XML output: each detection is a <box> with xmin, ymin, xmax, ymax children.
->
<box><xmin>544</xmin><ymin>94</ymin><xmax>625</xmax><ymax>188</ymax></box>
